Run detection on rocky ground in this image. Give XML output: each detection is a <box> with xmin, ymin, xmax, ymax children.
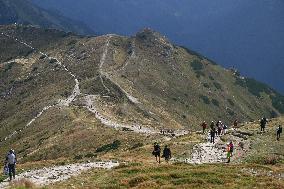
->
<box><xmin>0</xmin><ymin>161</ymin><xmax>119</xmax><ymax>188</ymax></box>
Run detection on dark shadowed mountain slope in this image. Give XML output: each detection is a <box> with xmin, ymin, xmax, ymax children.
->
<box><xmin>0</xmin><ymin>0</ymin><xmax>93</xmax><ymax>35</ymax></box>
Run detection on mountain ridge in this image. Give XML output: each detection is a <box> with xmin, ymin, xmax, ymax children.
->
<box><xmin>31</xmin><ymin>0</ymin><xmax>284</xmax><ymax>94</ymax></box>
<box><xmin>0</xmin><ymin>0</ymin><xmax>93</xmax><ymax>35</ymax></box>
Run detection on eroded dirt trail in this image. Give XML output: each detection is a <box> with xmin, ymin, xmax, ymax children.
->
<box><xmin>186</xmin><ymin>133</ymin><xmax>226</xmax><ymax>164</ymax></box>
<box><xmin>0</xmin><ymin>161</ymin><xmax>119</xmax><ymax>188</ymax></box>
<box><xmin>84</xmin><ymin>95</ymin><xmax>158</xmax><ymax>134</ymax></box>
<box><xmin>0</xmin><ymin>32</ymin><xmax>81</xmax><ymax>142</ymax></box>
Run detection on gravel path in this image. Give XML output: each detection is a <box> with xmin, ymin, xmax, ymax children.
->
<box><xmin>0</xmin><ymin>161</ymin><xmax>119</xmax><ymax>188</ymax></box>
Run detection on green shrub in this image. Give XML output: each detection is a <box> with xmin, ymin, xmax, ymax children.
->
<box><xmin>270</xmin><ymin>110</ymin><xmax>278</xmax><ymax>118</ymax></box>
<box><xmin>211</xmin><ymin>99</ymin><xmax>220</xmax><ymax>107</ymax></box>
<box><xmin>181</xmin><ymin>46</ymin><xmax>218</xmax><ymax>65</ymax></box>
<box><xmin>209</xmin><ymin>76</ymin><xmax>214</xmax><ymax>81</ymax></box>
<box><xmin>196</xmin><ymin>71</ymin><xmax>205</xmax><ymax>78</ymax></box>
<box><xmin>228</xmin><ymin>109</ymin><xmax>235</xmax><ymax>116</ymax></box>
<box><xmin>227</xmin><ymin>99</ymin><xmax>235</xmax><ymax>106</ymax></box>
<box><xmin>39</xmin><ymin>55</ymin><xmax>46</xmax><ymax>59</ymax></box>
<box><xmin>4</xmin><ymin>62</ymin><xmax>14</xmax><ymax>72</ymax></box>
<box><xmin>96</xmin><ymin>140</ymin><xmax>121</xmax><ymax>153</ymax></box>
<box><xmin>246</xmin><ymin>78</ymin><xmax>273</xmax><ymax>97</ymax></box>
<box><xmin>49</xmin><ymin>58</ymin><xmax>57</xmax><ymax>64</ymax></box>
<box><xmin>131</xmin><ymin>143</ymin><xmax>144</xmax><ymax>150</ymax></box>
<box><xmin>67</xmin><ymin>39</ymin><xmax>77</xmax><ymax>45</ymax></box>
<box><xmin>85</xmin><ymin>152</ymin><xmax>97</xmax><ymax>158</ymax></box>
<box><xmin>190</xmin><ymin>59</ymin><xmax>204</xmax><ymax>71</ymax></box>
<box><xmin>235</xmin><ymin>77</ymin><xmax>246</xmax><ymax>87</ymax></box>
<box><xmin>235</xmin><ymin>77</ymin><xmax>273</xmax><ymax>97</ymax></box>
<box><xmin>0</xmin><ymin>175</ymin><xmax>7</xmax><ymax>182</ymax></box>
<box><xmin>200</xmin><ymin>95</ymin><xmax>210</xmax><ymax>104</ymax></box>
<box><xmin>213</xmin><ymin>82</ymin><xmax>222</xmax><ymax>90</ymax></box>
<box><xmin>203</xmin><ymin>83</ymin><xmax>210</xmax><ymax>88</ymax></box>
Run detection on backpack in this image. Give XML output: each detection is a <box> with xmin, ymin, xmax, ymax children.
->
<box><xmin>230</xmin><ymin>144</ymin><xmax>234</xmax><ymax>152</ymax></box>
<box><xmin>279</xmin><ymin>127</ymin><xmax>282</xmax><ymax>133</ymax></box>
<box><xmin>154</xmin><ymin>144</ymin><xmax>160</xmax><ymax>152</ymax></box>
<box><xmin>3</xmin><ymin>164</ymin><xmax>8</xmax><ymax>175</ymax></box>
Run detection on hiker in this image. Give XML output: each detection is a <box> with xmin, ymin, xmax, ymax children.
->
<box><xmin>152</xmin><ymin>142</ymin><xmax>161</xmax><ymax>163</ymax></box>
<box><xmin>276</xmin><ymin>125</ymin><xmax>282</xmax><ymax>141</ymax></box>
<box><xmin>217</xmin><ymin>123</ymin><xmax>222</xmax><ymax>136</ymax></box>
<box><xmin>201</xmin><ymin>121</ymin><xmax>207</xmax><ymax>134</ymax></box>
<box><xmin>162</xmin><ymin>145</ymin><xmax>172</xmax><ymax>163</ymax></box>
<box><xmin>210</xmin><ymin>121</ymin><xmax>214</xmax><ymax>130</ymax></box>
<box><xmin>226</xmin><ymin>143</ymin><xmax>231</xmax><ymax>163</ymax></box>
<box><xmin>210</xmin><ymin>127</ymin><xmax>216</xmax><ymax>143</ymax></box>
<box><xmin>229</xmin><ymin>141</ymin><xmax>234</xmax><ymax>157</ymax></box>
<box><xmin>222</xmin><ymin>124</ymin><xmax>227</xmax><ymax>135</ymax></box>
<box><xmin>233</xmin><ymin>119</ymin><xmax>238</xmax><ymax>128</ymax></box>
<box><xmin>4</xmin><ymin>149</ymin><xmax>17</xmax><ymax>181</ymax></box>
<box><xmin>260</xmin><ymin>117</ymin><xmax>268</xmax><ymax>132</ymax></box>
<box><xmin>216</xmin><ymin>121</ymin><xmax>221</xmax><ymax>136</ymax></box>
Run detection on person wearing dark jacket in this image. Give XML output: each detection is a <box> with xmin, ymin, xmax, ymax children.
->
<box><xmin>162</xmin><ymin>145</ymin><xmax>172</xmax><ymax>163</ymax></box>
<box><xmin>260</xmin><ymin>117</ymin><xmax>268</xmax><ymax>132</ymax></box>
<box><xmin>210</xmin><ymin>121</ymin><xmax>214</xmax><ymax>130</ymax></box>
<box><xmin>276</xmin><ymin>125</ymin><xmax>282</xmax><ymax>141</ymax></box>
<box><xmin>210</xmin><ymin>128</ymin><xmax>216</xmax><ymax>143</ymax></box>
<box><xmin>152</xmin><ymin>142</ymin><xmax>161</xmax><ymax>163</ymax></box>
<box><xmin>201</xmin><ymin>121</ymin><xmax>207</xmax><ymax>134</ymax></box>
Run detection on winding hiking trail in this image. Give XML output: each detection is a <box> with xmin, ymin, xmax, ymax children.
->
<box><xmin>0</xmin><ymin>33</ymin><xmax>189</xmax><ymax>142</ymax></box>
<box><xmin>0</xmin><ymin>161</ymin><xmax>119</xmax><ymax>188</ymax></box>
<box><xmin>185</xmin><ymin>133</ymin><xmax>227</xmax><ymax>164</ymax></box>
<box><xmin>0</xmin><ymin>32</ymin><xmax>81</xmax><ymax>142</ymax></box>
<box><xmin>99</xmin><ymin>36</ymin><xmax>111</xmax><ymax>94</ymax></box>
<box><xmin>84</xmin><ymin>95</ymin><xmax>158</xmax><ymax>134</ymax></box>
<box><xmin>99</xmin><ymin>35</ymin><xmax>140</xmax><ymax>104</ymax></box>
<box><xmin>174</xmin><ymin>127</ymin><xmax>251</xmax><ymax>164</ymax></box>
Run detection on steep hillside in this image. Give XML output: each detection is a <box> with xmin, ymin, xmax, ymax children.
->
<box><xmin>0</xmin><ymin>0</ymin><xmax>93</xmax><ymax>35</ymax></box>
<box><xmin>0</xmin><ymin>25</ymin><xmax>284</xmax><ymax>165</ymax></box>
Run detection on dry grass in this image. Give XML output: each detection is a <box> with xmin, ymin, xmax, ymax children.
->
<box><xmin>9</xmin><ymin>179</ymin><xmax>36</xmax><ymax>189</ymax></box>
<box><xmin>49</xmin><ymin>163</ymin><xmax>284</xmax><ymax>189</ymax></box>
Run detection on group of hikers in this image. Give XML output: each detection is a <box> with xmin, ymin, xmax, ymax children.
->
<box><xmin>2</xmin><ymin>117</ymin><xmax>283</xmax><ymax>181</ymax></box>
<box><xmin>203</xmin><ymin>120</ymin><xmax>234</xmax><ymax>163</ymax></box>
<box><xmin>153</xmin><ymin>117</ymin><xmax>283</xmax><ymax>164</ymax></box>
<box><xmin>259</xmin><ymin>117</ymin><xmax>282</xmax><ymax>141</ymax></box>
<box><xmin>152</xmin><ymin>143</ymin><xmax>172</xmax><ymax>164</ymax></box>
<box><xmin>201</xmin><ymin>120</ymin><xmax>232</xmax><ymax>144</ymax></box>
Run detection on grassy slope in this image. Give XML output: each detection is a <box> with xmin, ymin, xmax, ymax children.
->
<box><xmin>2</xmin><ymin>116</ymin><xmax>283</xmax><ymax>189</ymax></box>
<box><xmin>107</xmin><ymin>29</ymin><xmax>282</xmax><ymax>130</ymax></box>
<box><xmin>50</xmin><ymin>163</ymin><xmax>284</xmax><ymax>189</ymax></box>
<box><xmin>48</xmin><ymin>117</ymin><xmax>284</xmax><ymax>189</ymax></box>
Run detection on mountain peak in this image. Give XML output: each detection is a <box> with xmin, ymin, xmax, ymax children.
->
<box><xmin>135</xmin><ymin>28</ymin><xmax>171</xmax><ymax>45</ymax></box>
